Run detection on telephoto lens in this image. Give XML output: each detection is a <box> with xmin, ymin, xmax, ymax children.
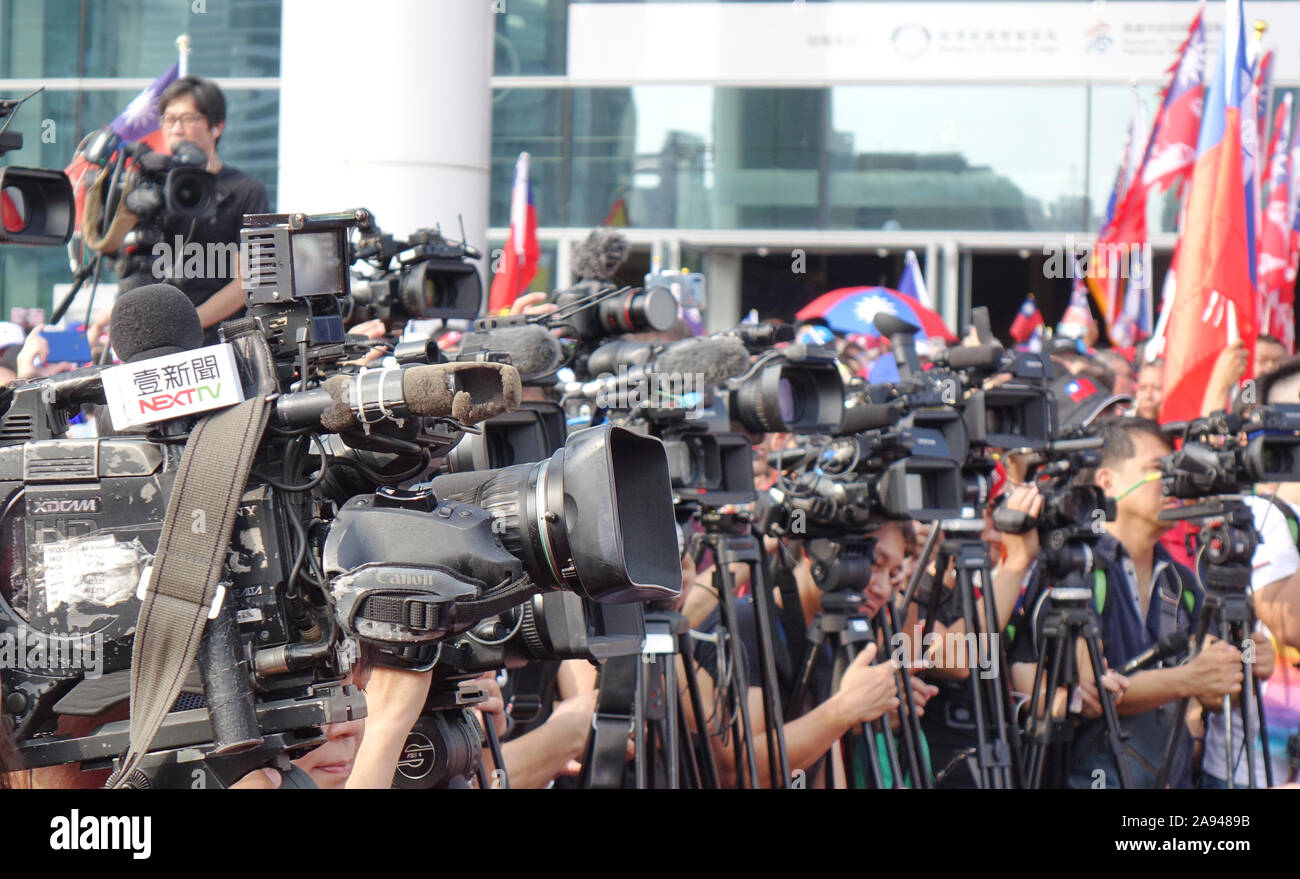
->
<box><xmin>729</xmin><ymin>358</ymin><xmax>844</xmax><ymax>433</ymax></box>
<box><xmin>429</xmin><ymin>423</ymin><xmax>682</xmax><ymax>604</ymax></box>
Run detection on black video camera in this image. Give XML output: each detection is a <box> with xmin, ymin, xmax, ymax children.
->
<box><xmin>348</xmin><ymin>214</ymin><xmax>484</xmax><ymax>329</ymax></box>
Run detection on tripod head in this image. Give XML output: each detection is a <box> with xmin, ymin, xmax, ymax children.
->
<box><xmin>1161</xmin><ymin>495</ymin><xmax>1256</xmax><ymax>593</ymax></box>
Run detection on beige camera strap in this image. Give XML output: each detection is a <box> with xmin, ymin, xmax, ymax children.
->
<box><xmin>113</xmin><ymin>392</ymin><xmax>270</xmax><ymax>787</ymax></box>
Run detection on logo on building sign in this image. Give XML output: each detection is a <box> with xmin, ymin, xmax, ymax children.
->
<box><xmin>891</xmin><ymin>24</ymin><xmax>932</xmax><ymax>58</ymax></box>
<box><xmin>101</xmin><ymin>343</ymin><xmax>244</xmax><ymax>430</ymax></box>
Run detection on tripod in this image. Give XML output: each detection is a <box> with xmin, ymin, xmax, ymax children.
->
<box><xmin>582</xmin><ymin>607</ymin><xmax>721</xmax><ymax>789</ymax></box>
<box><xmin>787</xmin><ymin>589</ymin><xmax>927</xmax><ymax>788</ymax></box>
<box><xmin>1021</xmin><ymin>585</ymin><xmax>1133</xmax><ymax>788</ymax></box>
<box><xmin>901</xmin><ymin>520</ymin><xmax>1022</xmax><ymax>788</ymax></box>
<box><xmin>639</xmin><ymin>609</ymin><xmax>720</xmax><ymax>788</ymax></box>
<box><xmin>1155</xmin><ymin>500</ymin><xmax>1273</xmax><ymax>789</ymax></box>
<box><xmin>692</xmin><ymin>510</ymin><xmax>791</xmax><ymax>789</ymax></box>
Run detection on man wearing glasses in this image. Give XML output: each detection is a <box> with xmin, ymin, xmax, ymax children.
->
<box><xmin>132</xmin><ymin>75</ymin><xmax>268</xmax><ymax>343</ymax></box>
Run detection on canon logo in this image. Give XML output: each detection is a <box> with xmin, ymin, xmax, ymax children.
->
<box><xmin>376</xmin><ymin>570</ymin><xmax>437</xmax><ymax>587</ymax></box>
<box><xmin>29</xmin><ymin>498</ymin><xmax>101</xmax><ymax>515</ymax></box>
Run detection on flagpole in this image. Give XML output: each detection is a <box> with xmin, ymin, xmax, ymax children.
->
<box><xmin>176</xmin><ymin>34</ymin><xmax>191</xmax><ymax>77</ymax></box>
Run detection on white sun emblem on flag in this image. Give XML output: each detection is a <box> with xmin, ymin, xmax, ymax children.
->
<box><xmin>1176</xmin><ymin>34</ymin><xmax>1204</xmax><ymax>89</ymax></box>
<box><xmin>122</xmin><ymin>86</ymin><xmax>158</xmax><ymax>127</ymax></box>
<box><xmin>853</xmin><ymin>294</ymin><xmax>898</xmax><ymax>328</ymax></box>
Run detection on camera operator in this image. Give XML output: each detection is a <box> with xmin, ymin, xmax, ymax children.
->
<box><xmin>1195</xmin><ymin>359</ymin><xmax>1300</xmax><ymax>787</ymax></box>
<box><xmin>683</xmin><ymin>520</ymin><xmax>937</xmax><ymax>788</ymax></box>
<box><xmin>120</xmin><ymin>76</ymin><xmax>268</xmax><ymax>344</ymax></box>
<box><xmin>1008</xmin><ymin>417</ymin><xmax>1243</xmax><ymax>788</ymax></box>
<box><xmin>906</xmin><ymin>486</ymin><xmax>1048</xmax><ymax>788</ymax></box>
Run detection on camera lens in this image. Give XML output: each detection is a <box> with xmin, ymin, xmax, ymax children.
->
<box><xmin>400</xmin><ymin>259</ymin><xmax>482</xmax><ymax>321</ymax></box>
<box><xmin>164</xmin><ymin>168</ymin><xmax>215</xmax><ymax>217</ymax></box>
<box><xmin>597</xmin><ymin>286</ymin><xmax>677</xmax><ymax>335</ymax></box>
<box><xmin>430</xmin><ymin>424</ymin><xmax>681</xmax><ymax>603</ymax></box>
<box><xmin>731</xmin><ymin>361</ymin><xmax>843</xmax><ymax>433</ymax></box>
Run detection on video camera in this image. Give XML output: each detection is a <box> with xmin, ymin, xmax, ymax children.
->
<box><xmin>1160</xmin><ymin>405</ymin><xmax>1300</xmax><ymax>507</ymax></box>
<box><xmin>0</xmin><ymin>89</ymin><xmax>74</xmax><ymax>247</ymax></box>
<box><xmin>347</xmin><ymin>212</ymin><xmax>484</xmax><ymax>329</ymax></box>
<box><xmin>0</xmin><ymin>203</ymin><xmax>683</xmax><ymax>788</ymax></box>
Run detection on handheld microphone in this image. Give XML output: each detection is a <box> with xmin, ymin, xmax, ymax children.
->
<box><xmin>1119</xmin><ymin>631</ymin><xmax>1190</xmax><ymax>676</ymax></box>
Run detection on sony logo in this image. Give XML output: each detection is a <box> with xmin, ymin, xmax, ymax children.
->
<box><xmin>28</xmin><ymin>498</ymin><xmax>101</xmax><ymax>514</ymax></box>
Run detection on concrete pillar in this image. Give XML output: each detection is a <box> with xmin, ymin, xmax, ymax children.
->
<box><xmin>941</xmin><ymin>238</ymin><xmax>960</xmax><ymax>333</ymax></box>
<box><xmin>704</xmin><ymin>250</ymin><xmax>741</xmax><ymax>332</ymax></box>
<box><xmin>278</xmin><ymin>0</ymin><xmax>493</xmax><ymax>286</ymax></box>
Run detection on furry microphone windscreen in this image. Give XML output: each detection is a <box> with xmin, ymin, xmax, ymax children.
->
<box><xmin>570</xmin><ymin>229</ymin><xmax>629</xmax><ymax>281</ymax></box>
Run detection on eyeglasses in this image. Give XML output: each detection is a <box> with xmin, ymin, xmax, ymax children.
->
<box><xmin>160</xmin><ymin>112</ymin><xmax>206</xmax><ymax>130</ymax></box>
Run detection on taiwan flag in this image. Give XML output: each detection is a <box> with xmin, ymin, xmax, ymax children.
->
<box><xmin>1009</xmin><ymin>296</ymin><xmax>1044</xmax><ymax>344</ymax></box>
<box><xmin>1159</xmin><ymin>0</ymin><xmax>1258</xmax><ymax>425</ymax></box>
<box><xmin>1141</xmin><ymin>4</ymin><xmax>1206</xmax><ymax>192</ymax></box>
<box><xmin>488</xmin><ymin>152</ymin><xmax>540</xmax><ymax>314</ymax></box>
<box><xmin>63</xmin><ymin>62</ymin><xmax>180</xmax><ymax>232</ymax></box>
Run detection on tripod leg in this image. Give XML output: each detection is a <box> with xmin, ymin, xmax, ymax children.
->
<box><xmin>679</xmin><ymin>632</ymin><xmax>720</xmax><ymax>789</ymax></box>
<box><xmin>1155</xmin><ymin>604</ymin><xmax>1213</xmax><ymax>789</ymax></box>
<box><xmin>1082</xmin><ymin>625</ymin><xmax>1131</xmax><ymax>790</ymax></box>
<box><xmin>675</xmin><ymin>683</ymin><xmax>702</xmax><ymax>789</ymax></box>
<box><xmin>879</xmin><ymin>607</ymin><xmax>929</xmax><ymax>788</ymax></box>
<box><xmin>1026</xmin><ymin>628</ymin><xmax>1069</xmax><ymax>789</ymax></box>
<box><xmin>839</xmin><ymin>643</ymin><xmax>885</xmax><ymax>789</ymax></box>
<box><xmin>744</xmin><ymin>549</ymin><xmax>791</xmax><ymax>788</ymax></box>
<box><xmin>956</xmin><ymin>567</ymin><xmax>1002</xmax><ymax>789</ymax></box>
<box><xmin>663</xmin><ymin>654</ymin><xmax>680</xmax><ymax>790</ymax></box>
<box><xmin>1255</xmin><ymin>673</ymin><xmax>1274</xmax><ymax>787</ymax></box>
<box><xmin>712</xmin><ymin>556</ymin><xmax>760</xmax><ymax>788</ymax></box>
<box><xmin>633</xmin><ymin>657</ymin><xmax>647</xmax><ymax>790</ymax></box>
<box><xmin>977</xmin><ymin>562</ymin><xmax>1022</xmax><ymax>788</ymax></box>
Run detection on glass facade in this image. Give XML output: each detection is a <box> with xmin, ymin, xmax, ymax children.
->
<box><xmin>490</xmin><ymin>83</ymin><xmax>1220</xmax><ymax>234</ymax></box>
<box><xmin>0</xmin><ymin>0</ymin><xmax>279</xmax><ymax>313</ymax></box>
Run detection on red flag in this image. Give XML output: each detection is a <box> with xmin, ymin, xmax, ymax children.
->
<box><xmin>1009</xmin><ymin>296</ymin><xmax>1044</xmax><ymax>343</ymax></box>
<box><xmin>1259</xmin><ymin>95</ymin><xmax>1293</xmax><ymax>349</ymax></box>
<box><xmin>1160</xmin><ymin>0</ymin><xmax>1257</xmax><ymax>425</ymax></box>
<box><xmin>488</xmin><ymin>152</ymin><xmax>539</xmax><ymax>314</ymax></box>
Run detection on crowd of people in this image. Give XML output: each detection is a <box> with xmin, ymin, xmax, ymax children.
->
<box><xmin>2</xmin><ymin>283</ymin><xmax>1297</xmax><ymax>789</ymax></box>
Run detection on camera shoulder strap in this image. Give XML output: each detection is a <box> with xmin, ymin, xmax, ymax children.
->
<box><xmin>1266</xmin><ymin>495</ymin><xmax>1300</xmax><ymax>550</ymax></box>
<box><xmin>584</xmin><ymin>653</ymin><xmax>640</xmax><ymax>789</ymax></box>
<box><xmin>114</xmin><ymin>389</ymin><xmax>271</xmax><ymax>785</ymax></box>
